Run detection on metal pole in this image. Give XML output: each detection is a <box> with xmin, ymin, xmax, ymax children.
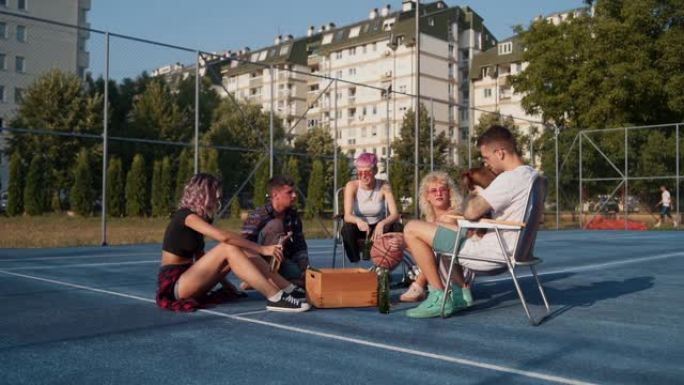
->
<box><xmin>385</xmin><ymin>87</ymin><xmax>391</xmax><ymax>177</ymax></box>
<box><xmin>430</xmin><ymin>97</ymin><xmax>434</xmax><ymax>171</ymax></box>
<box><xmin>579</xmin><ymin>132</ymin><xmax>583</xmax><ymax>228</ymax></box>
<box><xmin>624</xmin><ymin>126</ymin><xmax>628</xmax><ymax>230</ymax></box>
<box><xmin>269</xmin><ymin>65</ymin><xmax>275</xmax><ymax>177</ymax></box>
<box><xmin>100</xmin><ymin>32</ymin><xmax>110</xmax><ymax>247</ymax></box>
<box><xmin>333</xmin><ymin>79</ymin><xmax>338</xmax><ymax>206</ymax></box>
<box><xmin>555</xmin><ymin>126</ymin><xmax>559</xmax><ymax>230</ymax></box>
<box><xmin>194</xmin><ymin>51</ymin><xmax>200</xmax><ymax>174</ymax></box>
<box><xmin>677</xmin><ymin>123</ymin><xmax>680</xmax><ymax>227</ymax></box>
<box><xmin>414</xmin><ymin>0</ymin><xmax>420</xmax><ymax>218</ymax></box>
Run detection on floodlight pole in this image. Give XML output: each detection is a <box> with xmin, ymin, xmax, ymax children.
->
<box><xmin>100</xmin><ymin>32</ymin><xmax>110</xmax><ymax>247</ymax></box>
<box><xmin>677</xmin><ymin>123</ymin><xmax>680</xmax><ymax>227</ymax></box>
<box><xmin>414</xmin><ymin>0</ymin><xmax>420</xmax><ymax>218</ymax></box>
<box><xmin>194</xmin><ymin>50</ymin><xmax>200</xmax><ymax>174</ymax></box>
<box><xmin>579</xmin><ymin>132</ymin><xmax>583</xmax><ymax>228</ymax></box>
<box><xmin>333</xmin><ymin>79</ymin><xmax>338</xmax><ymax>204</ymax></box>
<box><xmin>385</xmin><ymin>86</ymin><xmax>391</xmax><ymax>177</ymax></box>
<box><xmin>430</xmin><ymin>97</ymin><xmax>434</xmax><ymax>171</ymax></box>
<box><xmin>624</xmin><ymin>126</ymin><xmax>628</xmax><ymax>230</ymax></box>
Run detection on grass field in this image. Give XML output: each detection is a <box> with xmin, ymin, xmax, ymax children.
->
<box><xmin>0</xmin><ymin>212</ymin><xmax>675</xmax><ymax>248</ymax></box>
<box><xmin>0</xmin><ymin>215</ymin><xmax>335</xmax><ymax>248</ymax></box>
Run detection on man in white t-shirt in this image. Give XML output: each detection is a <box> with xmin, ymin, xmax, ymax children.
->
<box><xmin>655</xmin><ymin>185</ymin><xmax>677</xmax><ymax>227</ymax></box>
<box><xmin>404</xmin><ymin>125</ymin><xmax>537</xmax><ymax>318</ymax></box>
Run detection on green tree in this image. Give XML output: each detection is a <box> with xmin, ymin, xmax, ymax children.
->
<box><xmin>204</xmin><ymin>100</ymin><xmax>285</xmax><ymax>191</ymax></box>
<box><xmin>175</xmin><ymin>74</ymin><xmax>221</xmax><ymax>134</ymax></box>
<box><xmin>305</xmin><ymin>160</ymin><xmax>325</xmax><ymax>219</ymax></box>
<box><xmin>175</xmin><ymin>149</ymin><xmax>194</xmax><ymax>203</ymax></box>
<box><xmin>125</xmin><ymin>154</ymin><xmax>148</xmax><ymax>217</ymax></box>
<box><xmin>230</xmin><ymin>197</ymin><xmax>241</xmax><ymax>219</ymax></box>
<box><xmin>23</xmin><ymin>155</ymin><xmax>48</xmax><ymax>215</ymax></box>
<box><xmin>390</xmin><ymin>105</ymin><xmax>451</xmax><ymax>200</ymax></box>
<box><xmin>253</xmin><ymin>161</ymin><xmax>269</xmax><ymax>207</ymax></box>
<box><xmin>160</xmin><ymin>156</ymin><xmax>174</xmax><ymax>214</ymax></box>
<box><xmin>106</xmin><ymin>157</ymin><xmax>125</xmax><ymax>217</ymax></box>
<box><xmin>8</xmin><ymin>70</ymin><xmax>102</xmax><ymax>201</ymax></box>
<box><xmin>70</xmin><ymin>149</ymin><xmax>94</xmax><ymax>216</ymax></box>
<box><xmin>6</xmin><ymin>152</ymin><xmax>25</xmax><ymax>216</ymax></box>
<box><xmin>282</xmin><ymin>156</ymin><xmax>302</xmax><ymax>209</ymax></box>
<box><xmin>200</xmin><ymin>147</ymin><xmax>221</xmax><ymax>177</ymax></box>
<box><xmin>151</xmin><ymin>159</ymin><xmax>164</xmax><ymax>217</ymax></box>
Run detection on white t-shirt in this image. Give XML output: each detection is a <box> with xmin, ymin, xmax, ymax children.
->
<box><xmin>662</xmin><ymin>190</ymin><xmax>671</xmax><ymax>208</ymax></box>
<box><xmin>459</xmin><ymin>165</ymin><xmax>538</xmax><ymax>270</ymax></box>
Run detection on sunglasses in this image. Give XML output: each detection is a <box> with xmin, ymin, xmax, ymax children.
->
<box><xmin>357</xmin><ymin>169</ymin><xmax>374</xmax><ymax>178</ymax></box>
<box><xmin>428</xmin><ymin>187</ymin><xmax>449</xmax><ymax>195</ymax></box>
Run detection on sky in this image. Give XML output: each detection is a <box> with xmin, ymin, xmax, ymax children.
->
<box><xmin>87</xmin><ymin>0</ymin><xmax>586</xmax><ymax>80</ymax></box>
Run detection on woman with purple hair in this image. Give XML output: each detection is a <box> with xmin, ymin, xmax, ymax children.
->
<box><xmin>157</xmin><ymin>173</ymin><xmax>310</xmax><ymax>313</ymax></box>
<box><xmin>341</xmin><ymin>152</ymin><xmax>402</xmax><ymax>263</ymax></box>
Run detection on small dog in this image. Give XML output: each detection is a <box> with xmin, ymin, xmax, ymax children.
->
<box><xmin>460</xmin><ymin>166</ymin><xmax>497</xmax><ymax>236</ymax></box>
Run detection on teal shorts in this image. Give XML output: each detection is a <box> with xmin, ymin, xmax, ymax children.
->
<box><xmin>432</xmin><ymin>226</ymin><xmax>465</xmax><ymax>254</ymax></box>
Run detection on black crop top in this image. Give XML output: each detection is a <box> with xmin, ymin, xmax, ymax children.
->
<box><xmin>162</xmin><ymin>208</ymin><xmax>205</xmax><ymax>259</ymax></box>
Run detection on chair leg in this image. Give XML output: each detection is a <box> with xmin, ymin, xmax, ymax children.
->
<box><xmin>530</xmin><ymin>265</ymin><xmax>550</xmax><ymax>313</ymax></box>
<box><xmin>507</xmin><ymin>267</ymin><xmax>540</xmax><ymax>325</ymax></box>
<box><xmin>440</xmin><ymin>230</ymin><xmax>462</xmax><ymax>318</ymax></box>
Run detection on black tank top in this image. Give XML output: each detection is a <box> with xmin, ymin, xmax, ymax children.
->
<box><xmin>162</xmin><ymin>208</ymin><xmax>205</xmax><ymax>260</ymax></box>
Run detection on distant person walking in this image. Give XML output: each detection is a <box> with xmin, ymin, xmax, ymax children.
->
<box><xmin>655</xmin><ymin>185</ymin><xmax>677</xmax><ymax>227</ymax></box>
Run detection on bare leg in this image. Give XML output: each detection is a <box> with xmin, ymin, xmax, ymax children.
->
<box><xmin>246</xmin><ymin>253</ymin><xmax>293</xmax><ymax>289</ymax></box>
<box><xmin>403</xmin><ymin>220</ymin><xmax>445</xmax><ymax>290</ymax></box>
<box><xmin>176</xmin><ymin>243</ymin><xmax>280</xmax><ymax>300</ymax></box>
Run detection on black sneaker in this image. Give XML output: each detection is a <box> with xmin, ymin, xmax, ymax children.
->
<box><xmin>266</xmin><ymin>293</ymin><xmax>311</xmax><ymax>313</ymax></box>
<box><xmin>288</xmin><ymin>286</ymin><xmax>307</xmax><ymax>301</ymax></box>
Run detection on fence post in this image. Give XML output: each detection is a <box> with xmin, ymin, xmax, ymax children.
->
<box><xmin>554</xmin><ymin>125</ymin><xmax>559</xmax><ymax>230</ymax></box>
<box><xmin>269</xmin><ymin>65</ymin><xmax>275</xmax><ymax>178</ymax></box>
<box><xmin>579</xmin><ymin>131</ymin><xmax>583</xmax><ymax>229</ymax></box>
<box><xmin>194</xmin><ymin>50</ymin><xmax>200</xmax><ymax>175</ymax></box>
<box><xmin>100</xmin><ymin>32</ymin><xmax>110</xmax><ymax>247</ymax></box>
<box><xmin>430</xmin><ymin>97</ymin><xmax>434</xmax><ymax>171</ymax></box>
<box><xmin>624</xmin><ymin>126</ymin><xmax>628</xmax><ymax>230</ymax></box>
<box><xmin>333</xmin><ymin>79</ymin><xmax>338</xmax><ymax>211</ymax></box>
<box><xmin>677</xmin><ymin>123</ymin><xmax>680</xmax><ymax>228</ymax></box>
<box><xmin>414</xmin><ymin>0</ymin><xmax>420</xmax><ymax>219</ymax></box>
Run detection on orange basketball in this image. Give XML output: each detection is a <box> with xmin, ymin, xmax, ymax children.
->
<box><xmin>371</xmin><ymin>233</ymin><xmax>405</xmax><ymax>270</ymax></box>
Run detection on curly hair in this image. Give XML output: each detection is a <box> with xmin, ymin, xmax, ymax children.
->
<box><xmin>418</xmin><ymin>171</ymin><xmax>462</xmax><ymax>222</ymax></box>
<box><xmin>178</xmin><ymin>173</ymin><xmax>223</xmax><ymax>219</ymax></box>
<box><xmin>354</xmin><ymin>152</ymin><xmax>378</xmax><ymax>169</ymax></box>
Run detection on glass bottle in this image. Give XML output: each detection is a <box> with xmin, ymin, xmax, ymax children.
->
<box><xmin>362</xmin><ymin>234</ymin><xmax>373</xmax><ymax>261</ymax></box>
<box><xmin>377</xmin><ymin>268</ymin><xmax>390</xmax><ymax>314</ymax></box>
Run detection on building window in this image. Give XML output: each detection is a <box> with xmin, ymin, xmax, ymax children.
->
<box><xmin>14</xmin><ymin>87</ymin><xmax>23</xmax><ymax>103</ymax></box>
<box><xmin>348</xmin><ymin>67</ymin><xmax>356</xmax><ymax>76</ymax></box>
<box><xmin>484</xmin><ymin>88</ymin><xmax>492</xmax><ymax>98</ymax></box>
<box><xmin>0</xmin><ymin>0</ymin><xmax>6</xmax><ymax>7</ymax></box>
<box><xmin>498</xmin><ymin>42</ymin><xmax>513</xmax><ymax>55</ymax></box>
<box><xmin>0</xmin><ymin>85</ymin><xmax>5</xmax><ymax>102</ymax></box>
<box><xmin>0</xmin><ymin>53</ymin><xmax>5</xmax><ymax>70</ymax></box>
<box><xmin>0</xmin><ymin>22</ymin><xmax>6</xmax><ymax>39</ymax></box>
<box><xmin>349</xmin><ymin>26</ymin><xmax>361</xmax><ymax>38</ymax></box>
<box><xmin>335</xmin><ymin>51</ymin><xmax>342</xmax><ymax>59</ymax></box>
<box><xmin>15</xmin><ymin>56</ymin><xmax>25</xmax><ymax>73</ymax></box>
<box><xmin>349</xmin><ymin>47</ymin><xmax>356</xmax><ymax>56</ymax></box>
<box><xmin>373</xmin><ymin>105</ymin><xmax>377</xmax><ymax>115</ymax></box>
<box><xmin>16</xmin><ymin>25</ymin><xmax>26</xmax><ymax>42</ymax></box>
<box><xmin>18</xmin><ymin>0</ymin><xmax>26</xmax><ymax>10</ymax></box>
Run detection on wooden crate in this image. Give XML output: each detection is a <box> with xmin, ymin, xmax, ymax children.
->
<box><xmin>305</xmin><ymin>268</ymin><xmax>377</xmax><ymax>308</ymax></box>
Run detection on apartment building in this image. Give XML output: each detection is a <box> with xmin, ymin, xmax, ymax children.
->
<box><xmin>208</xmin><ymin>0</ymin><xmax>496</xmax><ymax>164</ymax></box>
<box><xmin>0</xmin><ymin>0</ymin><xmax>91</xmax><ymax>188</ymax></box>
<box><xmin>0</xmin><ymin>0</ymin><xmax>91</xmax><ymax>127</ymax></box>
<box><xmin>470</xmin><ymin>7</ymin><xmax>592</xmax><ymax>140</ymax></box>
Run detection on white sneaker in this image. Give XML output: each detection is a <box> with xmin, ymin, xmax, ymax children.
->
<box><xmin>655</xmin><ymin>222</ymin><xmax>661</xmax><ymax>228</ymax></box>
<box><xmin>400</xmin><ymin>282</ymin><xmax>427</xmax><ymax>302</ymax></box>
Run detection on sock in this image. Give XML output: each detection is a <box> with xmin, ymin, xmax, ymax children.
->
<box><xmin>284</xmin><ymin>284</ymin><xmax>296</xmax><ymax>294</ymax></box>
<box><xmin>268</xmin><ymin>290</ymin><xmax>284</xmax><ymax>302</ymax></box>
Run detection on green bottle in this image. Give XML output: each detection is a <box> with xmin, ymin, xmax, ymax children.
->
<box><xmin>377</xmin><ymin>268</ymin><xmax>390</xmax><ymax>314</ymax></box>
<box><xmin>362</xmin><ymin>234</ymin><xmax>373</xmax><ymax>261</ymax></box>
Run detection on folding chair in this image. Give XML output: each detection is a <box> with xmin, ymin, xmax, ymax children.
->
<box><xmin>440</xmin><ymin>175</ymin><xmax>551</xmax><ymax>325</ymax></box>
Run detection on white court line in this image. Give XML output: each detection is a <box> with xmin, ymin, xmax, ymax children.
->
<box><xmin>0</xmin><ymin>268</ymin><xmax>594</xmax><ymax>385</ymax></box>
<box><xmin>484</xmin><ymin>250</ymin><xmax>684</xmax><ymax>284</ymax></box>
<box><xmin>0</xmin><ymin>252</ymin><xmax>156</xmax><ymax>263</ymax></box>
<box><xmin>3</xmin><ymin>260</ymin><xmax>158</xmax><ymax>271</ymax></box>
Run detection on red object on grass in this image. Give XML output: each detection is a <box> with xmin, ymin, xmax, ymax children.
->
<box><xmin>585</xmin><ymin>215</ymin><xmax>648</xmax><ymax>231</ymax></box>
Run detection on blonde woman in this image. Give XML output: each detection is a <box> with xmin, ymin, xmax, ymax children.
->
<box><xmin>400</xmin><ymin>171</ymin><xmax>463</xmax><ymax>302</ymax></box>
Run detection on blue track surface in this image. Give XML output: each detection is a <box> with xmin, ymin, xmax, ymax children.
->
<box><xmin>1</xmin><ymin>230</ymin><xmax>683</xmax><ymax>384</ymax></box>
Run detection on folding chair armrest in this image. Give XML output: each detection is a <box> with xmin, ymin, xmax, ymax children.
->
<box><xmin>456</xmin><ymin>218</ymin><xmax>524</xmax><ymax>230</ymax></box>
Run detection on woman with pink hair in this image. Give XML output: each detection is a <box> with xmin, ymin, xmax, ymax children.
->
<box><xmin>341</xmin><ymin>152</ymin><xmax>402</xmax><ymax>262</ymax></box>
<box><xmin>157</xmin><ymin>173</ymin><xmax>310</xmax><ymax>313</ymax></box>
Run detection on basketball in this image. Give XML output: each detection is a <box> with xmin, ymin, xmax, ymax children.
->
<box><xmin>371</xmin><ymin>232</ymin><xmax>405</xmax><ymax>270</ymax></box>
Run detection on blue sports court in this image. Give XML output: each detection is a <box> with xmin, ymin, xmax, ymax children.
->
<box><xmin>1</xmin><ymin>230</ymin><xmax>683</xmax><ymax>384</ymax></box>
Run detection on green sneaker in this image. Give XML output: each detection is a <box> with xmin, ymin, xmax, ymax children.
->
<box><xmin>406</xmin><ymin>289</ymin><xmax>454</xmax><ymax>318</ymax></box>
<box><xmin>450</xmin><ymin>286</ymin><xmax>473</xmax><ymax>312</ymax></box>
